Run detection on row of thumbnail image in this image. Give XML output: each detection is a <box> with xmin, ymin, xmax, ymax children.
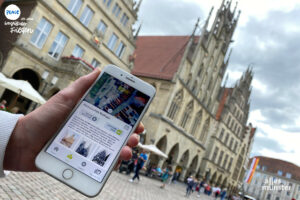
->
<box><xmin>59</xmin><ymin>129</ymin><xmax>111</xmax><ymax>167</ymax></box>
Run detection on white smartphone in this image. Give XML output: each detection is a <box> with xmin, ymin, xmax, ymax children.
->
<box><xmin>35</xmin><ymin>65</ymin><xmax>156</xmax><ymax>197</ymax></box>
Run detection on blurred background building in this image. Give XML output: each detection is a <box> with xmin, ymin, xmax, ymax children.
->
<box><xmin>0</xmin><ymin>0</ymin><xmax>141</xmax><ymax>113</ymax></box>
<box><xmin>244</xmin><ymin>156</ymin><xmax>300</xmax><ymax>200</ymax></box>
<box><xmin>132</xmin><ymin>0</ymin><xmax>256</xmax><ymax>193</ymax></box>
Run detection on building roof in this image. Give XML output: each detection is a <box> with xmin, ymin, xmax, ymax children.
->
<box><xmin>250</xmin><ymin>156</ymin><xmax>300</xmax><ymax>182</ymax></box>
<box><xmin>215</xmin><ymin>87</ymin><xmax>233</xmax><ymax>120</ymax></box>
<box><xmin>132</xmin><ymin>36</ymin><xmax>190</xmax><ymax>80</ymax></box>
<box><xmin>249</xmin><ymin>128</ymin><xmax>256</xmax><ymax>140</ymax></box>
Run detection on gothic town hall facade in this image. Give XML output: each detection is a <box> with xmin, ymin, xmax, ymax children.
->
<box><xmin>132</xmin><ymin>0</ymin><xmax>256</xmax><ymax>194</ymax></box>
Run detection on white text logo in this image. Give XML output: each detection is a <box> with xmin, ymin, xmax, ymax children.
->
<box><xmin>4</xmin><ymin>4</ymin><xmax>21</xmax><ymax>20</ymax></box>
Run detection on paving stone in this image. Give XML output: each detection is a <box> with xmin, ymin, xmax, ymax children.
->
<box><xmin>0</xmin><ymin>171</ymin><xmax>216</xmax><ymax>200</ymax></box>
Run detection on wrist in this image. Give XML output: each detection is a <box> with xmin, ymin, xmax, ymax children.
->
<box><xmin>3</xmin><ymin>115</ymin><xmax>26</xmax><ymax>171</ymax></box>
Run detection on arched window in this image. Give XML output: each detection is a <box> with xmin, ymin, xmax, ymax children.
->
<box><xmin>219</xmin><ymin>128</ymin><xmax>224</xmax><ymax>140</ymax></box>
<box><xmin>192</xmin><ymin>80</ymin><xmax>198</xmax><ymax>93</ymax></box>
<box><xmin>229</xmin><ymin>138</ymin><xmax>234</xmax><ymax>149</ymax></box>
<box><xmin>186</xmin><ymin>73</ymin><xmax>192</xmax><ymax>86</ymax></box>
<box><xmin>190</xmin><ymin>111</ymin><xmax>202</xmax><ymax>136</ymax></box>
<box><xmin>233</xmin><ymin>123</ymin><xmax>237</xmax><ymax>133</ymax></box>
<box><xmin>180</xmin><ymin>101</ymin><xmax>193</xmax><ymax>129</ymax></box>
<box><xmin>207</xmin><ymin>78</ymin><xmax>213</xmax><ymax>91</ymax></box>
<box><xmin>234</xmin><ymin>141</ymin><xmax>238</xmax><ymax>152</ymax></box>
<box><xmin>233</xmin><ymin>106</ymin><xmax>236</xmax><ymax>116</ymax></box>
<box><xmin>217</xmin><ymin>150</ymin><xmax>224</xmax><ymax>165</ymax></box>
<box><xmin>224</xmin><ymin>133</ymin><xmax>229</xmax><ymax>145</ymax></box>
<box><xmin>222</xmin><ymin>154</ymin><xmax>229</xmax><ymax>168</ymax></box>
<box><xmin>241</xmin><ymin>145</ymin><xmax>245</xmax><ymax>155</ymax></box>
<box><xmin>211</xmin><ymin>147</ymin><xmax>219</xmax><ymax>163</ymax></box>
<box><xmin>197</xmin><ymin>64</ymin><xmax>203</xmax><ymax>76</ymax></box>
<box><xmin>227</xmin><ymin>116</ymin><xmax>231</xmax><ymax>125</ymax></box>
<box><xmin>199</xmin><ymin>118</ymin><xmax>210</xmax><ymax>142</ymax></box>
<box><xmin>167</xmin><ymin>90</ymin><xmax>183</xmax><ymax>120</ymax></box>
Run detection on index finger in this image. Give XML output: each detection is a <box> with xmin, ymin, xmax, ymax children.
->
<box><xmin>134</xmin><ymin>122</ymin><xmax>144</xmax><ymax>134</ymax></box>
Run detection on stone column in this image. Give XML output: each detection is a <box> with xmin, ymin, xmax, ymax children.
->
<box><xmin>0</xmin><ymin>87</ymin><xmax>5</xmax><ymax>98</ymax></box>
<box><xmin>179</xmin><ymin>167</ymin><xmax>188</xmax><ymax>182</ymax></box>
<box><xmin>157</xmin><ymin>158</ymin><xmax>166</xmax><ymax>169</ymax></box>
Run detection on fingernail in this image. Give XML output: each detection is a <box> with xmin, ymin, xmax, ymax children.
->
<box><xmin>93</xmin><ymin>67</ymin><xmax>100</xmax><ymax>72</ymax></box>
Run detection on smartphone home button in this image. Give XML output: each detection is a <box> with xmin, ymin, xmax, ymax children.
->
<box><xmin>62</xmin><ymin>169</ymin><xmax>73</xmax><ymax>180</ymax></box>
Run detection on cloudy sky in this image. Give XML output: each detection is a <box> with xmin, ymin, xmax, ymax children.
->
<box><xmin>137</xmin><ymin>0</ymin><xmax>300</xmax><ymax>166</ymax></box>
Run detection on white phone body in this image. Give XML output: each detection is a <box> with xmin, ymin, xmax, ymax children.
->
<box><xmin>35</xmin><ymin>65</ymin><xmax>156</xmax><ymax>197</ymax></box>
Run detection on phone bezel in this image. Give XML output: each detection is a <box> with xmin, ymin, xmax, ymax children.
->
<box><xmin>35</xmin><ymin>64</ymin><xmax>156</xmax><ymax>197</ymax></box>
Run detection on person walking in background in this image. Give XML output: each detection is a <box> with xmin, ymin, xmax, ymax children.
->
<box><xmin>171</xmin><ymin>168</ymin><xmax>181</xmax><ymax>183</ymax></box>
<box><xmin>185</xmin><ymin>176</ymin><xmax>195</xmax><ymax>197</ymax></box>
<box><xmin>160</xmin><ymin>165</ymin><xmax>172</xmax><ymax>189</ymax></box>
<box><xmin>220</xmin><ymin>188</ymin><xmax>227</xmax><ymax>200</ymax></box>
<box><xmin>197</xmin><ymin>179</ymin><xmax>205</xmax><ymax>197</ymax></box>
<box><xmin>0</xmin><ymin>100</ymin><xmax>7</xmax><ymax>111</ymax></box>
<box><xmin>129</xmin><ymin>149</ymin><xmax>147</xmax><ymax>182</ymax></box>
<box><xmin>193</xmin><ymin>178</ymin><xmax>198</xmax><ymax>193</ymax></box>
<box><xmin>213</xmin><ymin>185</ymin><xmax>221</xmax><ymax>199</ymax></box>
<box><xmin>204</xmin><ymin>182</ymin><xmax>211</xmax><ymax>195</ymax></box>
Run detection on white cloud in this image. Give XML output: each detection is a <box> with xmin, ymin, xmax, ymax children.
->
<box><xmin>251</xmin><ymin>116</ymin><xmax>300</xmax><ymax>166</ymax></box>
<box><xmin>249</xmin><ymin>109</ymin><xmax>266</xmax><ymax>122</ymax></box>
<box><xmin>252</xmin><ymin>79</ymin><xmax>267</xmax><ymax>94</ymax></box>
<box><xmin>193</xmin><ymin>0</ymin><xmax>300</xmax><ymax>27</ymax></box>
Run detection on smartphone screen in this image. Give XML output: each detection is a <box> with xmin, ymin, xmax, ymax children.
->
<box><xmin>46</xmin><ymin>72</ymin><xmax>150</xmax><ymax>182</ymax></box>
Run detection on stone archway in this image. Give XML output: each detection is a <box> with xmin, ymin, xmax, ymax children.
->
<box><xmin>163</xmin><ymin>143</ymin><xmax>179</xmax><ymax>170</ymax></box>
<box><xmin>216</xmin><ymin>174</ymin><xmax>223</xmax><ymax>187</ymax></box>
<box><xmin>176</xmin><ymin>149</ymin><xmax>189</xmax><ymax>181</ymax></box>
<box><xmin>1</xmin><ymin>68</ymin><xmax>40</xmax><ymax>113</ymax></box>
<box><xmin>148</xmin><ymin>135</ymin><xmax>167</xmax><ymax>167</ymax></box>
<box><xmin>210</xmin><ymin>171</ymin><xmax>217</xmax><ymax>185</ymax></box>
<box><xmin>186</xmin><ymin>155</ymin><xmax>199</xmax><ymax>179</ymax></box>
<box><xmin>222</xmin><ymin>177</ymin><xmax>227</xmax><ymax>189</ymax></box>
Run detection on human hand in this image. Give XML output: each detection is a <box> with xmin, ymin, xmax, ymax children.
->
<box><xmin>4</xmin><ymin>68</ymin><xmax>143</xmax><ymax>171</ymax></box>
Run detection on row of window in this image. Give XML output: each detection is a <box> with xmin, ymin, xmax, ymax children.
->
<box><xmin>166</xmin><ymin>91</ymin><xmax>210</xmax><ymax>142</ymax></box>
<box><xmin>30</xmin><ymin>17</ymin><xmax>100</xmax><ymax>68</ymax></box>
<box><xmin>211</xmin><ymin>146</ymin><xmax>233</xmax><ymax>171</ymax></box>
<box><xmin>67</xmin><ymin>0</ymin><xmax>127</xmax><ymax>58</ymax></box>
<box><xmin>277</xmin><ymin>170</ymin><xmax>292</xmax><ymax>179</ymax></box>
<box><xmin>227</xmin><ymin>115</ymin><xmax>242</xmax><ymax>137</ymax></box>
<box><xmin>68</xmin><ymin>0</ymin><xmax>129</xmax><ymax>27</ymax></box>
<box><xmin>219</xmin><ymin>128</ymin><xmax>239</xmax><ymax>152</ymax></box>
<box><xmin>30</xmin><ymin>17</ymin><xmax>126</xmax><ymax>67</ymax></box>
<box><xmin>232</xmin><ymin>105</ymin><xmax>243</xmax><ymax>121</ymax></box>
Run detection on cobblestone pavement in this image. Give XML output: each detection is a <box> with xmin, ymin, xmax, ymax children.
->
<box><xmin>0</xmin><ymin>171</ymin><xmax>216</xmax><ymax>200</ymax></box>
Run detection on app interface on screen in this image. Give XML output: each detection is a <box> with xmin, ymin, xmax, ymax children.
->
<box><xmin>47</xmin><ymin>72</ymin><xmax>150</xmax><ymax>182</ymax></box>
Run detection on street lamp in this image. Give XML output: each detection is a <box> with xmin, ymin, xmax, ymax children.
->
<box><xmin>41</xmin><ymin>71</ymin><xmax>58</xmax><ymax>96</ymax></box>
<box><xmin>41</xmin><ymin>70</ymin><xmax>49</xmax><ymax>80</ymax></box>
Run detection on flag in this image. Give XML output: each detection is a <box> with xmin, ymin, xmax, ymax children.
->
<box><xmin>245</xmin><ymin>157</ymin><xmax>259</xmax><ymax>184</ymax></box>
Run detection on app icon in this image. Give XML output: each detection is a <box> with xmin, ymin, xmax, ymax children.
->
<box><xmin>67</xmin><ymin>154</ymin><xmax>73</xmax><ymax>159</ymax></box>
<box><xmin>94</xmin><ymin>169</ymin><xmax>101</xmax><ymax>175</ymax></box>
<box><xmin>116</xmin><ymin>129</ymin><xmax>123</xmax><ymax>135</ymax></box>
<box><xmin>123</xmin><ymin>125</ymin><xmax>130</xmax><ymax>130</ymax></box>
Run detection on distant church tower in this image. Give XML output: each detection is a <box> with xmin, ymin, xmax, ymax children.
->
<box><xmin>231</xmin><ymin>66</ymin><xmax>253</xmax><ymax>126</ymax></box>
<box><xmin>180</xmin><ymin>0</ymin><xmax>241</xmax><ymax>115</ymax></box>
